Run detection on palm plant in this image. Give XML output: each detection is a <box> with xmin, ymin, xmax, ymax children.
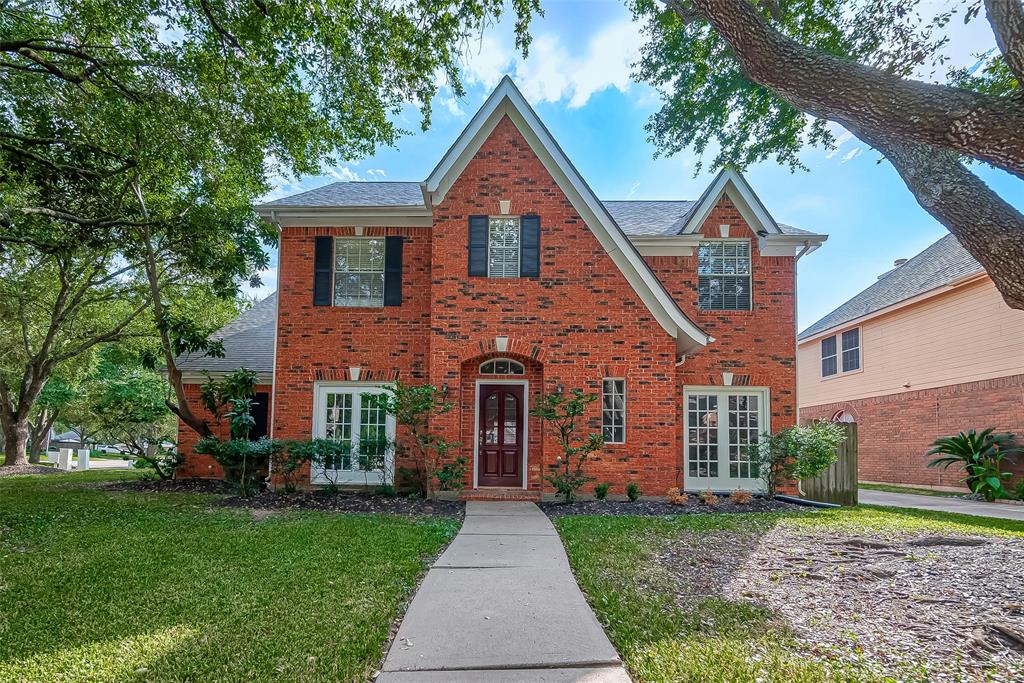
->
<box><xmin>926</xmin><ymin>429</ymin><xmax>1020</xmax><ymax>501</ymax></box>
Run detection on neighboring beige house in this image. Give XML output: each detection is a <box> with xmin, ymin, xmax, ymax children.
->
<box><xmin>798</xmin><ymin>234</ymin><xmax>1024</xmax><ymax>489</ymax></box>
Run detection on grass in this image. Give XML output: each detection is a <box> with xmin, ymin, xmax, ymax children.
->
<box><xmin>554</xmin><ymin>506</ymin><xmax>1024</xmax><ymax>683</ymax></box>
<box><xmin>859</xmin><ymin>482</ymin><xmax>967</xmax><ymax>498</ymax></box>
<box><xmin>0</xmin><ymin>470</ymin><xmax>459</xmax><ymax>682</ymax></box>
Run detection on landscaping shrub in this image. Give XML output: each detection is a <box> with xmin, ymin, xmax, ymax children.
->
<box><xmin>730</xmin><ymin>489</ymin><xmax>754</xmax><ymax>505</ymax></box>
<box><xmin>195</xmin><ymin>436</ymin><xmax>282</xmax><ymax>496</ymax></box>
<box><xmin>751</xmin><ymin>421</ymin><xmax>847</xmax><ymax>497</ymax></box>
<box><xmin>531</xmin><ymin>388</ymin><xmax>604</xmax><ymax>503</ymax></box>
<box><xmin>927</xmin><ymin>428</ymin><xmax>1020</xmax><ymax>501</ymax></box>
<box><xmin>434</xmin><ymin>456</ymin><xmax>469</xmax><ymax>492</ymax></box>
<box><xmin>666</xmin><ymin>487</ymin><xmax>688</xmax><ymax>505</ymax></box>
<box><xmin>286</xmin><ymin>438</ymin><xmax>358</xmax><ymax>492</ymax></box>
<box><xmin>699</xmin><ymin>489</ymin><xmax>720</xmax><ymax>506</ymax></box>
<box><xmin>626</xmin><ymin>482</ymin><xmax>641</xmax><ymax>502</ymax></box>
<box><xmin>273</xmin><ymin>444</ymin><xmax>313</xmax><ymax>493</ymax></box>
<box><xmin>132</xmin><ymin>446</ymin><xmax>183</xmax><ymax>481</ymax></box>
<box><xmin>594</xmin><ymin>482</ymin><xmax>610</xmax><ymax>500</ymax></box>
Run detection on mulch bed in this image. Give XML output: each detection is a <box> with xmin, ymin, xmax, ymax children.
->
<box><xmin>0</xmin><ymin>464</ymin><xmax>62</xmax><ymax>478</ymax></box>
<box><xmin>101</xmin><ymin>478</ymin><xmax>464</xmax><ymax>518</ymax></box>
<box><xmin>539</xmin><ymin>497</ymin><xmax>804</xmax><ymax>517</ymax></box>
<box><xmin>655</xmin><ymin>525</ymin><xmax>1024</xmax><ymax>681</ymax></box>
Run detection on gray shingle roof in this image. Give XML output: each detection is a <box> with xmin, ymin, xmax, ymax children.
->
<box><xmin>176</xmin><ymin>293</ymin><xmax>277</xmax><ymax>375</ymax></box>
<box><xmin>260</xmin><ymin>182</ymin><xmax>424</xmax><ymax>208</ymax></box>
<box><xmin>602</xmin><ymin>200</ymin><xmax>696</xmax><ymax>236</ymax></box>
<box><xmin>798</xmin><ymin>234</ymin><xmax>983</xmax><ymax>339</ymax></box>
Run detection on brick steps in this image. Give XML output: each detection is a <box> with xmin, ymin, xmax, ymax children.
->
<box><xmin>460</xmin><ymin>488</ymin><xmax>541</xmax><ymax>502</ymax></box>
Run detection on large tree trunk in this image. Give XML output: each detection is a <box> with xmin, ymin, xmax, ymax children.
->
<box><xmin>677</xmin><ymin>0</ymin><xmax>1024</xmax><ymax>310</ymax></box>
<box><xmin>4</xmin><ymin>420</ymin><xmax>29</xmax><ymax>467</ymax></box>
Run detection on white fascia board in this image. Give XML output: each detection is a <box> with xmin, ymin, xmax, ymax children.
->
<box><xmin>680</xmin><ymin>168</ymin><xmax>781</xmax><ymax>236</ymax></box>
<box><xmin>425</xmin><ymin>76</ymin><xmax>710</xmax><ymax>354</ymax></box>
<box><xmin>257</xmin><ymin>205</ymin><xmax>433</xmax><ymax>228</ymax></box>
<box><xmin>759</xmin><ymin>233</ymin><xmax>828</xmax><ymax>257</ymax></box>
<box><xmin>630</xmin><ymin>235</ymin><xmax>701</xmax><ymax>256</ymax></box>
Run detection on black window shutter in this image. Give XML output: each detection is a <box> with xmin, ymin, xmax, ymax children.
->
<box><xmin>520</xmin><ymin>215</ymin><xmax>540</xmax><ymax>277</ymax></box>
<box><xmin>313</xmin><ymin>236</ymin><xmax>333</xmax><ymax>306</ymax></box>
<box><xmin>384</xmin><ymin>235</ymin><xmax>404</xmax><ymax>306</ymax></box>
<box><xmin>468</xmin><ymin>215</ymin><xmax>489</xmax><ymax>276</ymax></box>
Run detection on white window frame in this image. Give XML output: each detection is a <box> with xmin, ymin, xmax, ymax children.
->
<box><xmin>333</xmin><ymin>237</ymin><xmax>386</xmax><ymax>308</ymax></box>
<box><xmin>821</xmin><ymin>327</ymin><xmax>861</xmax><ymax>379</ymax></box>
<box><xmin>487</xmin><ymin>216</ymin><xmax>521</xmax><ymax>278</ymax></box>
<box><xmin>311</xmin><ymin>382</ymin><xmax>396</xmax><ymax>484</ymax></box>
<box><xmin>682</xmin><ymin>386</ymin><xmax>770</xmax><ymax>492</ymax></box>
<box><xmin>601</xmin><ymin>378</ymin><xmax>626</xmax><ymax>444</ymax></box>
<box><xmin>479</xmin><ymin>358</ymin><xmax>525</xmax><ymax>375</ymax></box>
<box><xmin>697</xmin><ymin>239</ymin><xmax>752</xmax><ymax>311</ymax></box>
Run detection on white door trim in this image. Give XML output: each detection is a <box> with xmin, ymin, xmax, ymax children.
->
<box><xmin>682</xmin><ymin>385</ymin><xmax>770</xmax><ymax>492</ymax></box>
<box><xmin>311</xmin><ymin>381</ymin><xmax>396</xmax><ymax>485</ymax></box>
<box><xmin>472</xmin><ymin>379</ymin><xmax>529</xmax><ymax>490</ymax></box>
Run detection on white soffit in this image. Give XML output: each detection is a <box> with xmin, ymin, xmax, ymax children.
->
<box><xmin>424</xmin><ymin>76</ymin><xmax>710</xmax><ymax>354</ymax></box>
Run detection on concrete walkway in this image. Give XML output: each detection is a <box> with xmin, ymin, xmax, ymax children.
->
<box><xmin>377</xmin><ymin>501</ymin><xmax>630</xmax><ymax>682</ymax></box>
<box><xmin>860</xmin><ymin>488</ymin><xmax>1024</xmax><ymax>521</ymax></box>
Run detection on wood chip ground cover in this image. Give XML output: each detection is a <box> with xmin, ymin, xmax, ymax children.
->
<box><xmin>554</xmin><ymin>507</ymin><xmax>1024</xmax><ymax>683</ymax></box>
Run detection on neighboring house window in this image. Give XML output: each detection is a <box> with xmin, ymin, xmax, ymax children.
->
<box><xmin>841</xmin><ymin>328</ymin><xmax>860</xmax><ymax>372</ymax></box>
<box><xmin>334</xmin><ymin>238</ymin><xmax>385</xmax><ymax>307</ymax></box>
<box><xmin>313</xmin><ymin>384</ymin><xmax>395</xmax><ymax>484</ymax></box>
<box><xmin>821</xmin><ymin>335</ymin><xmax>838</xmax><ymax>377</ymax></box>
<box><xmin>602</xmin><ymin>379</ymin><xmax>626</xmax><ymax>444</ymax></box>
<box><xmin>480</xmin><ymin>358</ymin><xmax>525</xmax><ymax>375</ymax></box>
<box><xmin>488</xmin><ymin>217</ymin><xmax>521</xmax><ymax>278</ymax></box>
<box><xmin>821</xmin><ymin>328</ymin><xmax>860</xmax><ymax>378</ymax></box>
<box><xmin>697</xmin><ymin>240</ymin><xmax>751</xmax><ymax>311</ymax></box>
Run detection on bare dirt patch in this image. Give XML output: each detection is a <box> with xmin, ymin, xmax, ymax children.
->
<box><xmin>655</xmin><ymin>525</ymin><xmax>1024</xmax><ymax>681</ymax></box>
<box><xmin>0</xmin><ymin>464</ymin><xmax>62</xmax><ymax>478</ymax></box>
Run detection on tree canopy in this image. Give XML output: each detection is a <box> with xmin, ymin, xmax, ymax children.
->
<box><xmin>634</xmin><ymin>0</ymin><xmax>1024</xmax><ymax>309</ymax></box>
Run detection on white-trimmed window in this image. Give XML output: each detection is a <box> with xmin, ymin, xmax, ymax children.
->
<box><xmin>602</xmin><ymin>379</ymin><xmax>626</xmax><ymax>444</ymax></box>
<box><xmin>821</xmin><ymin>328</ymin><xmax>860</xmax><ymax>377</ymax></box>
<box><xmin>480</xmin><ymin>358</ymin><xmax>525</xmax><ymax>375</ymax></box>
<box><xmin>334</xmin><ymin>238</ymin><xmax>385</xmax><ymax>307</ymax></box>
<box><xmin>697</xmin><ymin>240</ymin><xmax>752</xmax><ymax>311</ymax></box>
<box><xmin>488</xmin><ymin>217</ymin><xmax>521</xmax><ymax>278</ymax></box>
<box><xmin>312</xmin><ymin>384</ymin><xmax>395</xmax><ymax>484</ymax></box>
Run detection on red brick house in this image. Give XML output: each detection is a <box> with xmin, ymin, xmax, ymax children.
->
<box><xmin>175</xmin><ymin>77</ymin><xmax>826</xmax><ymax>496</ymax></box>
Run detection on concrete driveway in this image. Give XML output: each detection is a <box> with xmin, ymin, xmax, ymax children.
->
<box><xmin>377</xmin><ymin>501</ymin><xmax>630</xmax><ymax>682</ymax></box>
<box><xmin>859</xmin><ymin>489</ymin><xmax>1024</xmax><ymax>521</ymax></box>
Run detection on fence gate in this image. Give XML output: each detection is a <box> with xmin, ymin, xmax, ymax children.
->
<box><xmin>801</xmin><ymin>423</ymin><xmax>858</xmax><ymax>506</ymax></box>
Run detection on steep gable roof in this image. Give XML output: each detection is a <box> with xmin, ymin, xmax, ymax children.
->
<box><xmin>799</xmin><ymin>234</ymin><xmax>984</xmax><ymax>340</ymax></box>
<box><xmin>424</xmin><ymin>76</ymin><xmax>711</xmax><ymax>354</ymax></box>
<box><xmin>679</xmin><ymin>168</ymin><xmax>781</xmax><ymax>236</ymax></box>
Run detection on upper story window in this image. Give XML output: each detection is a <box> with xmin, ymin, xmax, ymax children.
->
<box><xmin>697</xmin><ymin>240</ymin><xmax>751</xmax><ymax>311</ymax></box>
<box><xmin>602</xmin><ymin>378</ymin><xmax>626</xmax><ymax>444</ymax></box>
<box><xmin>480</xmin><ymin>358</ymin><xmax>525</xmax><ymax>375</ymax></box>
<box><xmin>334</xmin><ymin>238</ymin><xmax>385</xmax><ymax>307</ymax></box>
<box><xmin>821</xmin><ymin>328</ymin><xmax>860</xmax><ymax>377</ymax></box>
<box><xmin>488</xmin><ymin>217</ymin><xmax>521</xmax><ymax>278</ymax></box>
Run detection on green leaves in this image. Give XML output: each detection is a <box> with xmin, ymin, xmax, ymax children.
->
<box><xmin>927</xmin><ymin>428</ymin><xmax>1020</xmax><ymax>501</ymax></box>
<box><xmin>531</xmin><ymin>387</ymin><xmax>603</xmax><ymax>502</ymax></box>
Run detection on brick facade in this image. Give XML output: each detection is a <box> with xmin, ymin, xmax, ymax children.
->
<box><xmin>175</xmin><ymin>382</ymin><xmax>273</xmax><ymax>479</ymax></box>
<box><xmin>801</xmin><ymin>374</ymin><xmax>1024</xmax><ymax>489</ymax></box>
<box><xmin>176</xmin><ymin>115</ymin><xmax>801</xmax><ymax>495</ymax></box>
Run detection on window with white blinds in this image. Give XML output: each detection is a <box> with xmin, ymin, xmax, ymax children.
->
<box><xmin>697</xmin><ymin>240</ymin><xmax>752</xmax><ymax>311</ymax></box>
<box><xmin>334</xmin><ymin>238</ymin><xmax>385</xmax><ymax>307</ymax></box>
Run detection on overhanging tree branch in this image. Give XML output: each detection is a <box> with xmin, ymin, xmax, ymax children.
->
<box><xmin>685</xmin><ymin>0</ymin><xmax>1024</xmax><ymax>178</ymax></box>
<box><xmin>986</xmin><ymin>0</ymin><xmax>1024</xmax><ymax>83</ymax></box>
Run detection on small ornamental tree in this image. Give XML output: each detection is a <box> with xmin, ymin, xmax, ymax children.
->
<box><xmin>752</xmin><ymin>421</ymin><xmax>847</xmax><ymax>498</ymax></box>
<box><xmin>531</xmin><ymin>388</ymin><xmax>604</xmax><ymax>503</ymax></box>
<box><xmin>374</xmin><ymin>383</ymin><xmax>461</xmax><ymax>497</ymax></box>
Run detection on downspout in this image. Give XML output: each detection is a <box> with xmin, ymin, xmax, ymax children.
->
<box><xmin>794</xmin><ymin>240</ymin><xmax>810</xmax><ymax>497</ymax></box>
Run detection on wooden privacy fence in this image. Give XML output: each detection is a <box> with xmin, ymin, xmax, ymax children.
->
<box><xmin>802</xmin><ymin>422</ymin><xmax>858</xmax><ymax>506</ymax></box>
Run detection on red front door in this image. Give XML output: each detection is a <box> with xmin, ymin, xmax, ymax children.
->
<box><xmin>477</xmin><ymin>384</ymin><xmax>524</xmax><ymax>487</ymax></box>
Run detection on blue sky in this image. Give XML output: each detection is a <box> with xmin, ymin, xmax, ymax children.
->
<box><xmin>256</xmin><ymin>0</ymin><xmax>1022</xmax><ymax>331</ymax></box>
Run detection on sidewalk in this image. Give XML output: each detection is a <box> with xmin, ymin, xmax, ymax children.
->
<box><xmin>377</xmin><ymin>501</ymin><xmax>630</xmax><ymax>682</ymax></box>
<box><xmin>859</xmin><ymin>489</ymin><xmax>1024</xmax><ymax>521</ymax></box>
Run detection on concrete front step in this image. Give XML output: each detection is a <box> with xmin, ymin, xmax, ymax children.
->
<box><xmin>460</xmin><ymin>488</ymin><xmax>541</xmax><ymax>502</ymax></box>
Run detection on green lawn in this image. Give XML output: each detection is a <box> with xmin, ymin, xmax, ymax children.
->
<box><xmin>859</xmin><ymin>482</ymin><xmax>967</xmax><ymax>498</ymax></box>
<box><xmin>554</xmin><ymin>506</ymin><xmax>1024</xmax><ymax>683</ymax></box>
<box><xmin>0</xmin><ymin>470</ymin><xmax>458</xmax><ymax>682</ymax></box>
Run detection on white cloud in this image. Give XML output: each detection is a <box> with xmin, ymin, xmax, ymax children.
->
<box><xmin>627</xmin><ymin>181</ymin><xmax>640</xmax><ymax>198</ymax></box>
<box><xmin>460</xmin><ymin>18</ymin><xmax>643</xmax><ymax>109</ymax></box>
<box><xmin>366</xmin><ymin>168</ymin><xmax>387</xmax><ymax>178</ymax></box>
<box><xmin>841</xmin><ymin>147</ymin><xmax>863</xmax><ymax>163</ymax></box>
<box><xmin>825</xmin><ymin>130</ymin><xmax>855</xmax><ymax>159</ymax></box>
<box><xmin>438</xmin><ymin>94</ymin><xmax>466</xmax><ymax>117</ymax></box>
<box><xmin>326</xmin><ymin>165</ymin><xmax>362</xmax><ymax>182</ymax></box>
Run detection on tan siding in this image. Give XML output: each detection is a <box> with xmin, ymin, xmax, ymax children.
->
<box><xmin>799</xmin><ymin>277</ymin><xmax>1024</xmax><ymax>407</ymax></box>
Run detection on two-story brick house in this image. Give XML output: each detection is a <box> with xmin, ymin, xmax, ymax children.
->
<box><xmin>175</xmin><ymin>77</ymin><xmax>826</xmax><ymax>496</ymax></box>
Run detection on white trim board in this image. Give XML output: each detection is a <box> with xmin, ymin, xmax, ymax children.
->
<box><xmin>472</xmin><ymin>378</ymin><xmax>529</xmax><ymax>490</ymax></box>
<box><xmin>310</xmin><ymin>381</ymin><xmax>396</xmax><ymax>485</ymax></box>
<box><xmin>682</xmin><ymin>385</ymin><xmax>771</xmax><ymax>493</ymax></box>
<box><xmin>424</xmin><ymin>76</ymin><xmax>711</xmax><ymax>355</ymax></box>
